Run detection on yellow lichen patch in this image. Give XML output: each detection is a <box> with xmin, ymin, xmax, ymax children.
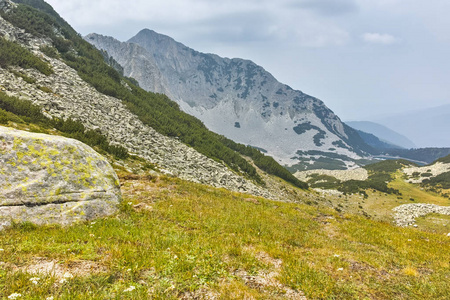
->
<box><xmin>402</xmin><ymin>267</ymin><xmax>419</xmax><ymax>277</ymax></box>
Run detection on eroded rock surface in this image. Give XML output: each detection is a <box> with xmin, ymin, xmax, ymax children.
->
<box><xmin>0</xmin><ymin>126</ymin><xmax>121</xmax><ymax>229</ymax></box>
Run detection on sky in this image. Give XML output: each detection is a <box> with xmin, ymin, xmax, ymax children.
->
<box><xmin>45</xmin><ymin>0</ymin><xmax>450</xmax><ymax>121</ymax></box>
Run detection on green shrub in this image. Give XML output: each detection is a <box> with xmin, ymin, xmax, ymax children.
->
<box><xmin>0</xmin><ymin>38</ymin><xmax>53</xmax><ymax>75</ymax></box>
<box><xmin>0</xmin><ymin>91</ymin><xmax>128</xmax><ymax>159</ymax></box>
<box><xmin>422</xmin><ymin>172</ymin><xmax>450</xmax><ymax>189</ymax></box>
<box><xmin>38</xmin><ymin>86</ymin><xmax>53</xmax><ymax>93</ymax></box>
<box><xmin>40</xmin><ymin>45</ymin><xmax>59</xmax><ymax>58</ymax></box>
<box><xmin>10</xmin><ymin>70</ymin><xmax>37</xmax><ymax>84</ymax></box>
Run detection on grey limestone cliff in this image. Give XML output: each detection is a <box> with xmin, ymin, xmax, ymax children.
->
<box><xmin>87</xmin><ymin>30</ymin><xmax>373</xmax><ymax>171</ymax></box>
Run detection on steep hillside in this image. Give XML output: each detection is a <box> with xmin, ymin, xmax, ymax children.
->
<box><xmin>346</xmin><ymin>121</ymin><xmax>416</xmax><ymax>149</ymax></box>
<box><xmin>0</xmin><ymin>0</ymin><xmax>310</xmax><ymax>197</ymax></box>
<box><xmin>381</xmin><ymin>148</ymin><xmax>450</xmax><ymax>165</ymax></box>
<box><xmin>86</xmin><ymin>31</ymin><xmax>375</xmax><ymax>171</ymax></box>
<box><xmin>374</xmin><ymin>104</ymin><xmax>450</xmax><ymax>148</ymax></box>
<box><xmin>1</xmin><ymin>169</ymin><xmax>450</xmax><ymax>299</ymax></box>
<box><xmin>354</xmin><ymin>129</ymin><xmax>403</xmax><ymax>150</ymax></box>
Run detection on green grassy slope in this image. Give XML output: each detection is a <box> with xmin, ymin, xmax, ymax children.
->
<box><xmin>0</xmin><ymin>173</ymin><xmax>449</xmax><ymax>299</ymax></box>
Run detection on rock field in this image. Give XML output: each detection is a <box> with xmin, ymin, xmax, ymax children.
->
<box><xmin>392</xmin><ymin>204</ymin><xmax>450</xmax><ymax>227</ymax></box>
<box><xmin>0</xmin><ymin>15</ymin><xmax>273</xmax><ymax>199</ymax></box>
<box><xmin>294</xmin><ymin>168</ymin><xmax>369</xmax><ymax>182</ymax></box>
<box><xmin>403</xmin><ymin>163</ymin><xmax>450</xmax><ymax>183</ymax></box>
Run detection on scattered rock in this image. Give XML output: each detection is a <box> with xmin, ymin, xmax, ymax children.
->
<box><xmin>392</xmin><ymin>204</ymin><xmax>450</xmax><ymax>227</ymax></box>
<box><xmin>403</xmin><ymin>163</ymin><xmax>450</xmax><ymax>183</ymax></box>
<box><xmin>133</xmin><ymin>203</ymin><xmax>153</xmax><ymax>211</ymax></box>
<box><xmin>294</xmin><ymin>168</ymin><xmax>368</xmax><ymax>183</ymax></box>
<box><xmin>236</xmin><ymin>247</ymin><xmax>307</xmax><ymax>299</ymax></box>
<box><xmin>0</xmin><ymin>0</ymin><xmax>16</xmax><ymax>14</ymax></box>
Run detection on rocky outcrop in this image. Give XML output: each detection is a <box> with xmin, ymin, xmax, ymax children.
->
<box><xmin>392</xmin><ymin>204</ymin><xmax>450</xmax><ymax>227</ymax></box>
<box><xmin>0</xmin><ymin>0</ymin><xmax>16</xmax><ymax>13</ymax></box>
<box><xmin>0</xmin><ymin>126</ymin><xmax>121</xmax><ymax>230</ymax></box>
<box><xmin>294</xmin><ymin>168</ymin><xmax>369</xmax><ymax>183</ymax></box>
<box><xmin>87</xmin><ymin>31</ymin><xmax>372</xmax><ymax>170</ymax></box>
<box><xmin>0</xmin><ymin>2</ymin><xmax>50</xmax><ymax>49</ymax></box>
<box><xmin>0</xmin><ymin>15</ymin><xmax>273</xmax><ymax>199</ymax></box>
<box><xmin>403</xmin><ymin>163</ymin><xmax>450</xmax><ymax>183</ymax></box>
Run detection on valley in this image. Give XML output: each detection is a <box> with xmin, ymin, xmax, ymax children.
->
<box><xmin>0</xmin><ymin>0</ymin><xmax>449</xmax><ymax>299</ymax></box>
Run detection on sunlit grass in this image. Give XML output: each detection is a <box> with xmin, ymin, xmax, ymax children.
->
<box><xmin>1</xmin><ymin>174</ymin><xmax>449</xmax><ymax>299</ymax></box>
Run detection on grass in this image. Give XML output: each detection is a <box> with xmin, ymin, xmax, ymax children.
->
<box><xmin>1</xmin><ymin>173</ymin><xmax>449</xmax><ymax>299</ymax></box>
<box><xmin>389</xmin><ymin>174</ymin><xmax>449</xmax><ymax>206</ymax></box>
<box><xmin>415</xmin><ymin>214</ymin><xmax>450</xmax><ymax>235</ymax></box>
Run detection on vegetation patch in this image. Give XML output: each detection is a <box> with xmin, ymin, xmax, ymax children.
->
<box><xmin>435</xmin><ymin>154</ymin><xmax>450</xmax><ymax>164</ymax></box>
<box><xmin>422</xmin><ymin>172</ymin><xmax>450</xmax><ymax>189</ymax></box>
<box><xmin>10</xmin><ymin>69</ymin><xmax>37</xmax><ymax>84</ymax></box>
<box><xmin>0</xmin><ymin>38</ymin><xmax>53</xmax><ymax>75</ymax></box>
<box><xmin>1</xmin><ymin>173</ymin><xmax>449</xmax><ymax>299</ymax></box>
<box><xmin>0</xmin><ymin>91</ymin><xmax>128</xmax><ymax>159</ymax></box>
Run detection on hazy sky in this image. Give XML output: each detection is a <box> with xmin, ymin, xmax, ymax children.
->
<box><xmin>45</xmin><ymin>0</ymin><xmax>450</xmax><ymax>121</ymax></box>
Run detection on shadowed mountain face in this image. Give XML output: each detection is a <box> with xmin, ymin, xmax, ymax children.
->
<box><xmin>86</xmin><ymin>30</ymin><xmax>373</xmax><ymax>170</ymax></box>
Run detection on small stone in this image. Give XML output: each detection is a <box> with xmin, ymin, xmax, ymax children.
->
<box><xmin>8</xmin><ymin>293</ymin><xmax>22</xmax><ymax>300</ymax></box>
<box><xmin>124</xmin><ymin>286</ymin><xmax>136</xmax><ymax>292</ymax></box>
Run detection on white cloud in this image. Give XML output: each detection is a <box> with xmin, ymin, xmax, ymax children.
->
<box><xmin>362</xmin><ymin>33</ymin><xmax>397</xmax><ymax>44</ymax></box>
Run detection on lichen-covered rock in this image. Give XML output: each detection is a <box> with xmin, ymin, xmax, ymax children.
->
<box><xmin>0</xmin><ymin>126</ymin><xmax>121</xmax><ymax>229</ymax></box>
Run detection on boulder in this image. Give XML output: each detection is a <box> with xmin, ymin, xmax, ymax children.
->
<box><xmin>0</xmin><ymin>126</ymin><xmax>121</xmax><ymax>229</ymax></box>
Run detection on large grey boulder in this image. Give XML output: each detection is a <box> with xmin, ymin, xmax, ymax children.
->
<box><xmin>0</xmin><ymin>126</ymin><xmax>121</xmax><ymax>229</ymax></box>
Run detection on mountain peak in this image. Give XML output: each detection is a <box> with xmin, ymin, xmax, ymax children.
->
<box><xmin>89</xmin><ymin>31</ymin><xmax>375</xmax><ymax>170</ymax></box>
<box><xmin>131</xmin><ymin>28</ymin><xmax>177</xmax><ymax>45</ymax></box>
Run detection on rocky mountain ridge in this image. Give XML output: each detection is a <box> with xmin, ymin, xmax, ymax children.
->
<box><xmin>86</xmin><ymin>31</ymin><xmax>373</xmax><ymax>171</ymax></box>
<box><xmin>0</xmin><ymin>10</ymin><xmax>273</xmax><ymax>199</ymax></box>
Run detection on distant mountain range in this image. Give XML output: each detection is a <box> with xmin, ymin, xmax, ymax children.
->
<box><xmin>372</xmin><ymin>104</ymin><xmax>450</xmax><ymax>148</ymax></box>
<box><xmin>86</xmin><ymin>30</ymin><xmax>376</xmax><ymax>171</ymax></box>
<box><xmin>346</xmin><ymin>121</ymin><xmax>416</xmax><ymax>149</ymax></box>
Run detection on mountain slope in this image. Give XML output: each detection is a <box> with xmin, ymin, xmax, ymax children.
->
<box><xmin>373</xmin><ymin>104</ymin><xmax>450</xmax><ymax>148</ymax></box>
<box><xmin>354</xmin><ymin>129</ymin><xmax>403</xmax><ymax>150</ymax></box>
<box><xmin>87</xmin><ymin>31</ymin><xmax>374</xmax><ymax>170</ymax></box>
<box><xmin>346</xmin><ymin>121</ymin><xmax>416</xmax><ymax>149</ymax></box>
<box><xmin>1</xmin><ymin>0</ymin><xmax>305</xmax><ymax>197</ymax></box>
